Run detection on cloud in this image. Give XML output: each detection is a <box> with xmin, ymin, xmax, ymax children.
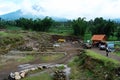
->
<box><xmin>34</xmin><ymin>0</ymin><xmax>120</xmax><ymax>19</ymax></box>
<box><xmin>0</xmin><ymin>0</ymin><xmax>120</xmax><ymax>20</ymax></box>
<box><xmin>0</xmin><ymin>0</ymin><xmax>20</xmax><ymax>15</ymax></box>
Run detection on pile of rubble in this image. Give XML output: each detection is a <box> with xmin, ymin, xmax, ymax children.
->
<box><xmin>16</xmin><ymin>46</ymin><xmax>33</xmax><ymax>51</ymax></box>
<box><xmin>7</xmin><ymin>64</ymin><xmax>70</xmax><ymax>80</ymax></box>
<box><xmin>53</xmin><ymin>70</ymin><xmax>66</xmax><ymax>80</ymax></box>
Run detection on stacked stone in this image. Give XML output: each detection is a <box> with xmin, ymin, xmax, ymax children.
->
<box><xmin>54</xmin><ymin>70</ymin><xmax>66</xmax><ymax>80</ymax></box>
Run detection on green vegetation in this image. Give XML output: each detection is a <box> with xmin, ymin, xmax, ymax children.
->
<box><xmin>86</xmin><ymin>50</ymin><xmax>119</xmax><ymax>65</ymax></box>
<box><xmin>0</xmin><ymin>31</ymin><xmax>24</xmax><ymax>54</ymax></box>
<box><xmin>108</xmin><ymin>36</ymin><xmax>117</xmax><ymax>41</ymax></box>
<box><xmin>89</xmin><ymin>18</ymin><xmax>115</xmax><ymax>38</ymax></box>
<box><xmin>15</xmin><ymin>17</ymin><xmax>53</xmax><ymax>32</ymax></box>
<box><xmin>72</xmin><ymin>17</ymin><xmax>87</xmax><ymax>38</ymax></box>
<box><xmin>115</xmin><ymin>52</ymin><xmax>120</xmax><ymax>56</ymax></box>
<box><xmin>0</xmin><ymin>31</ymin><xmax>52</xmax><ymax>55</ymax></box>
<box><xmin>49</xmin><ymin>25</ymin><xmax>73</xmax><ymax>36</ymax></box>
<box><xmin>39</xmin><ymin>53</ymin><xmax>65</xmax><ymax>62</ymax></box>
<box><xmin>17</xmin><ymin>55</ymin><xmax>34</xmax><ymax>62</ymax></box>
<box><xmin>68</xmin><ymin>50</ymin><xmax>120</xmax><ymax>80</ymax></box>
<box><xmin>1</xmin><ymin>17</ymin><xmax>120</xmax><ymax>41</ymax></box>
<box><xmin>22</xmin><ymin>73</ymin><xmax>53</xmax><ymax>80</ymax></box>
<box><xmin>56</xmin><ymin>64</ymin><xmax>65</xmax><ymax>70</ymax></box>
<box><xmin>5</xmin><ymin>25</ymin><xmax>23</xmax><ymax>30</ymax></box>
<box><xmin>84</xmin><ymin>33</ymin><xmax>92</xmax><ymax>41</ymax></box>
<box><xmin>0</xmin><ymin>31</ymin><xmax>22</xmax><ymax>37</ymax></box>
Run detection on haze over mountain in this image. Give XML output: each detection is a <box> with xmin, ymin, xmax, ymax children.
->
<box><xmin>1</xmin><ymin>9</ymin><xmax>120</xmax><ymax>23</ymax></box>
<box><xmin>0</xmin><ymin>4</ymin><xmax>67</xmax><ymax>22</ymax></box>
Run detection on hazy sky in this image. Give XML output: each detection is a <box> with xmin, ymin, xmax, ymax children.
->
<box><xmin>0</xmin><ymin>0</ymin><xmax>120</xmax><ymax>20</ymax></box>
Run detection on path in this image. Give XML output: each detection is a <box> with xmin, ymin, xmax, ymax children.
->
<box><xmin>92</xmin><ymin>48</ymin><xmax>120</xmax><ymax>61</ymax></box>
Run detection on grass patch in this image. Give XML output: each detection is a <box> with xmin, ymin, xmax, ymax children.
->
<box><xmin>6</xmin><ymin>25</ymin><xmax>23</xmax><ymax>30</ymax></box>
<box><xmin>0</xmin><ymin>31</ymin><xmax>9</xmax><ymax>36</ymax></box>
<box><xmin>56</xmin><ymin>64</ymin><xmax>65</xmax><ymax>70</ymax></box>
<box><xmin>68</xmin><ymin>56</ymin><xmax>82</xmax><ymax>79</ymax></box>
<box><xmin>0</xmin><ymin>31</ymin><xmax>24</xmax><ymax>54</ymax></box>
<box><xmin>68</xmin><ymin>50</ymin><xmax>120</xmax><ymax>80</ymax></box>
<box><xmin>49</xmin><ymin>26</ymin><xmax>73</xmax><ymax>36</ymax></box>
<box><xmin>84</xmin><ymin>33</ymin><xmax>92</xmax><ymax>41</ymax></box>
<box><xmin>17</xmin><ymin>55</ymin><xmax>34</xmax><ymax>63</ymax></box>
<box><xmin>68</xmin><ymin>56</ymin><xmax>79</xmax><ymax>67</ymax></box>
<box><xmin>86</xmin><ymin>50</ymin><xmax>119</xmax><ymax>65</ymax></box>
<box><xmin>22</xmin><ymin>73</ymin><xmax>53</xmax><ymax>80</ymax></box>
<box><xmin>39</xmin><ymin>53</ymin><xmax>65</xmax><ymax>62</ymax></box>
<box><xmin>0</xmin><ymin>31</ymin><xmax>22</xmax><ymax>37</ymax></box>
<box><xmin>115</xmin><ymin>52</ymin><xmax>120</xmax><ymax>56</ymax></box>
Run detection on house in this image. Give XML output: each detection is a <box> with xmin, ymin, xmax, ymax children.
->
<box><xmin>91</xmin><ymin>34</ymin><xmax>106</xmax><ymax>47</ymax></box>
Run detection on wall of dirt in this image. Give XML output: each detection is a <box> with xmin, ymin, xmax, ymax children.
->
<box><xmin>51</xmin><ymin>35</ymin><xmax>81</xmax><ymax>42</ymax></box>
<box><xmin>76</xmin><ymin>51</ymin><xmax>120</xmax><ymax>80</ymax></box>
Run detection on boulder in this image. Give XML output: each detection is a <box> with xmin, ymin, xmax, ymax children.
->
<box><xmin>15</xmin><ymin>75</ymin><xmax>21</xmax><ymax>80</ymax></box>
<box><xmin>23</xmin><ymin>69</ymin><xmax>30</xmax><ymax>73</ymax></box>
<box><xmin>20</xmin><ymin>71</ymin><xmax>26</xmax><ymax>78</ymax></box>
<box><xmin>31</xmin><ymin>68</ymin><xmax>36</xmax><ymax>71</ymax></box>
<box><xmin>38</xmin><ymin>66</ymin><xmax>43</xmax><ymax>70</ymax></box>
<box><xmin>14</xmin><ymin>72</ymin><xmax>21</xmax><ymax>80</ymax></box>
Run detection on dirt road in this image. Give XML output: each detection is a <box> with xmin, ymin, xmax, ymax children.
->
<box><xmin>91</xmin><ymin>48</ymin><xmax>120</xmax><ymax>61</ymax></box>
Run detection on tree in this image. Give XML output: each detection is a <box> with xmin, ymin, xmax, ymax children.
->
<box><xmin>41</xmin><ymin>17</ymin><xmax>54</xmax><ymax>32</ymax></box>
<box><xmin>16</xmin><ymin>18</ymin><xmax>33</xmax><ymax>30</ymax></box>
<box><xmin>33</xmin><ymin>17</ymin><xmax>54</xmax><ymax>32</ymax></box>
<box><xmin>116</xmin><ymin>27</ymin><xmax>120</xmax><ymax>40</ymax></box>
<box><xmin>0</xmin><ymin>18</ymin><xmax>6</xmax><ymax>29</ymax></box>
<box><xmin>72</xmin><ymin>17</ymin><xmax>87</xmax><ymax>37</ymax></box>
<box><xmin>33</xmin><ymin>18</ymin><xmax>42</xmax><ymax>31</ymax></box>
<box><xmin>89</xmin><ymin>17</ymin><xmax>115</xmax><ymax>38</ymax></box>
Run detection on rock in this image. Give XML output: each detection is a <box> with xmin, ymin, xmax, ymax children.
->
<box><xmin>8</xmin><ymin>72</ymin><xmax>15</xmax><ymax>80</ymax></box>
<box><xmin>38</xmin><ymin>66</ymin><xmax>43</xmax><ymax>70</ymax></box>
<box><xmin>14</xmin><ymin>72</ymin><xmax>21</xmax><ymax>80</ymax></box>
<box><xmin>15</xmin><ymin>75</ymin><xmax>21</xmax><ymax>80</ymax></box>
<box><xmin>31</xmin><ymin>68</ymin><xmax>36</xmax><ymax>71</ymax></box>
<box><xmin>20</xmin><ymin>71</ymin><xmax>26</xmax><ymax>78</ymax></box>
<box><xmin>33</xmin><ymin>47</ymin><xmax>39</xmax><ymax>51</ymax></box>
<box><xmin>23</xmin><ymin>69</ymin><xmax>30</xmax><ymax>73</ymax></box>
<box><xmin>53</xmin><ymin>70</ymin><xmax>66</xmax><ymax>80</ymax></box>
<box><xmin>14</xmin><ymin>72</ymin><xmax>19</xmax><ymax>75</ymax></box>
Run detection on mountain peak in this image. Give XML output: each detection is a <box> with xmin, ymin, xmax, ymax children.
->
<box><xmin>0</xmin><ymin>9</ymin><xmax>68</xmax><ymax>22</ymax></box>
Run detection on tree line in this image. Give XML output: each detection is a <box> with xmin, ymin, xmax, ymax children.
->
<box><xmin>15</xmin><ymin>17</ymin><xmax>54</xmax><ymax>32</ymax></box>
<box><xmin>0</xmin><ymin>17</ymin><xmax>120</xmax><ymax>40</ymax></box>
<box><xmin>72</xmin><ymin>17</ymin><xmax>120</xmax><ymax>40</ymax></box>
<box><xmin>0</xmin><ymin>17</ymin><xmax>54</xmax><ymax>32</ymax></box>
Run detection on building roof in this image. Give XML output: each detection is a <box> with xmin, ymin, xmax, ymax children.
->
<box><xmin>91</xmin><ymin>34</ymin><xmax>106</xmax><ymax>41</ymax></box>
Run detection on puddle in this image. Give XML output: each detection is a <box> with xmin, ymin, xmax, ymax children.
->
<box><xmin>64</xmin><ymin>66</ymin><xmax>71</xmax><ymax>80</ymax></box>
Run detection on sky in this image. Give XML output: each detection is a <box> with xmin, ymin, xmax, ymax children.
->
<box><xmin>0</xmin><ymin>0</ymin><xmax>120</xmax><ymax>20</ymax></box>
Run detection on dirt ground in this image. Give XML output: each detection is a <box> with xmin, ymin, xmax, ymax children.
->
<box><xmin>1</xmin><ymin>40</ymin><xmax>120</xmax><ymax>80</ymax></box>
<box><xmin>0</xmin><ymin>41</ymin><xmax>81</xmax><ymax>80</ymax></box>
